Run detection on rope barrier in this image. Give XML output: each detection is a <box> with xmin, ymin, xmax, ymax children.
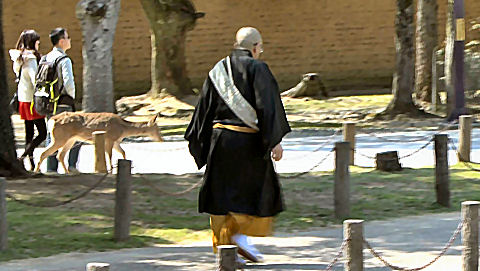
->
<box><xmin>136</xmin><ymin>174</ymin><xmax>203</xmax><ymax>196</ymax></box>
<box><xmin>354</xmin><ymin>164</ymin><xmax>376</xmax><ymax>169</ymax></box>
<box><xmin>119</xmin><ymin>141</ymin><xmax>187</xmax><ymax>153</ymax></box>
<box><xmin>359</xmin><ymin>131</ymin><xmax>434</xmax><ymax>143</ymax></box>
<box><xmin>364</xmin><ymin>220</ymin><xmax>464</xmax><ymax>271</ymax></box>
<box><xmin>397</xmin><ymin>139</ymin><xmax>434</xmax><ymax>159</ymax></box>
<box><xmin>284</xmin><ymin>129</ymin><xmax>341</xmax><ymax>160</ymax></box>
<box><xmin>281</xmin><ymin>148</ymin><xmax>334</xmax><ymax>179</ymax></box>
<box><xmin>357</xmin><ymin>124</ymin><xmax>456</xmax><ymax>143</ymax></box>
<box><xmin>6</xmin><ymin>171</ymin><xmax>111</xmax><ymax>207</ymax></box>
<box><xmin>353</xmin><ymin>148</ymin><xmax>376</xmax><ymax>160</ymax></box>
<box><xmin>448</xmin><ymin>139</ymin><xmax>480</xmax><ymax>172</ymax></box>
<box><xmin>465</xmin><ymin>160</ymin><xmax>480</xmax><ymax>166</ymax></box>
<box><xmin>353</xmin><ymin>139</ymin><xmax>434</xmax><ymax>161</ymax></box>
<box><xmin>323</xmin><ymin>239</ymin><xmax>347</xmax><ymax>271</ymax></box>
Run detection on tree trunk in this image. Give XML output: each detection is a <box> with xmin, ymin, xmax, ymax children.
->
<box><xmin>76</xmin><ymin>0</ymin><xmax>121</xmax><ymax>113</ymax></box>
<box><xmin>445</xmin><ymin>0</ymin><xmax>455</xmax><ymax>117</ymax></box>
<box><xmin>415</xmin><ymin>0</ymin><xmax>438</xmax><ymax>103</ymax></box>
<box><xmin>382</xmin><ymin>0</ymin><xmax>420</xmax><ymax>116</ymax></box>
<box><xmin>444</xmin><ymin>0</ymin><xmax>466</xmax><ymax>120</ymax></box>
<box><xmin>139</xmin><ymin>0</ymin><xmax>204</xmax><ymax>98</ymax></box>
<box><xmin>0</xmin><ymin>0</ymin><xmax>26</xmax><ymax>177</ymax></box>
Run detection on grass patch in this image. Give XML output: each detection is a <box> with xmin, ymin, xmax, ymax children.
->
<box><xmin>277</xmin><ymin>165</ymin><xmax>480</xmax><ymax>230</ymax></box>
<box><xmin>4</xmin><ymin>205</ymin><xmax>165</xmax><ymax>261</ymax></box>
<box><xmin>4</xmin><ymin>162</ymin><xmax>480</xmax><ymax>261</ymax></box>
<box><xmin>159</xmin><ymin>124</ymin><xmax>189</xmax><ymax>136</ymax></box>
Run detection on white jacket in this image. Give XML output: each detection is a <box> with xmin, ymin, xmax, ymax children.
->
<box><xmin>9</xmin><ymin>49</ymin><xmax>38</xmax><ymax>103</ymax></box>
<box><xmin>45</xmin><ymin>47</ymin><xmax>75</xmax><ymax>99</ymax></box>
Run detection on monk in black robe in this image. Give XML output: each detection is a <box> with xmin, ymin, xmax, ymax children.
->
<box><xmin>185</xmin><ymin>27</ymin><xmax>291</xmax><ymax>263</ymax></box>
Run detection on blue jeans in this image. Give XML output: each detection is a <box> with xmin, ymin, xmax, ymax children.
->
<box><xmin>46</xmin><ymin>105</ymin><xmax>81</xmax><ymax>172</ymax></box>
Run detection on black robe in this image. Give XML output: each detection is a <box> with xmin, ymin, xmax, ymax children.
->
<box><xmin>185</xmin><ymin>49</ymin><xmax>291</xmax><ymax>217</ymax></box>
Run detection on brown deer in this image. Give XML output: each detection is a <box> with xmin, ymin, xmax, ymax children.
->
<box><xmin>35</xmin><ymin>112</ymin><xmax>163</xmax><ymax>174</ymax></box>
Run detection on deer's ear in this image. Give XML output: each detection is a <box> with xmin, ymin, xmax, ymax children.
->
<box><xmin>148</xmin><ymin>113</ymin><xmax>159</xmax><ymax>126</ymax></box>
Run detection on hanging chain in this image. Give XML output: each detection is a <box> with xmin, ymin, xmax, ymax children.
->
<box><xmin>364</xmin><ymin>220</ymin><xmax>464</xmax><ymax>271</ymax></box>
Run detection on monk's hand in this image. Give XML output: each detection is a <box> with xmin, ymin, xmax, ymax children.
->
<box><xmin>271</xmin><ymin>143</ymin><xmax>283</xmax><ymax>161</ymax></box>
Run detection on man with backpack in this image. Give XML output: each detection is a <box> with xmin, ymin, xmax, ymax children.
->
<box><xmin>41</xmin><ymin>27</ymin><xmax>81</xmax><ymax>173</ymax></box>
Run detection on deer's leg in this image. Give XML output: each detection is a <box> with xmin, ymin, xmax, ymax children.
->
<box><xmin>113</xmin><ymin>141</ymin><xmax>126</xmax><ymax>159</ymax></box>
<box><xmin>105</xmin><ymin>140</ymin><xmax>114</xmax><ymax>171</ymax></box>
<box><xmin>109</xmin><ymin>141</ymin><xmax>126</xmax><ymax>171</ymax></box>
<box><xmin>35</xmin><ymin>140</ymin><xmax>65</xmax><ymax>173</ymax></box>
<box><xmin>57</xmin><ymin>139</ymin><xmax>76</xmax><ymax>174</ymax></box>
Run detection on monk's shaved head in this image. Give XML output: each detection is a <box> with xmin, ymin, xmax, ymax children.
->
<box><xmin>235</xmin><ymin>27</ymin><xmax>262</xmax><ymax>50</ymax></box>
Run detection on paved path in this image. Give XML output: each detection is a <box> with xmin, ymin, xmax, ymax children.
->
<box><xmin>0</xmin><ymin>212</ymin><xmax>467</xmax><ymax>270</ymax></box>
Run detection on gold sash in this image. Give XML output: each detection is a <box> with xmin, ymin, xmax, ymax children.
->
<box><xmin>213</xmin><ymin>123</ymin><xmax>258</xmax><ymax>133</ymax></box>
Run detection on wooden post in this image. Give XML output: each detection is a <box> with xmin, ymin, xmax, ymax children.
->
<box><xmin>458</xmin><ymin>115</ymin><xmax>472</xmax><ymax>162</ymax></box>
<box><xmin>344</xmin><ymin>219</ymin><xmax>364</xmax><ymax>271</ymax></box>
<box><xmin>217</xmin><ymin>245</ymin><xmax>237</xmax><ymax>271</ymax></box>
<box><xmin>0</xmin><ymin>178</ymin><xmax>6</xmax><ymax>251</ymax></box>
<box><xmin>335</xmin><ymin>142</ymin><xmax>350</xmax><ymax>219</ymax></box>
<box><xmin>114</xmin><ymin>159</ymin><xmax>132</xmax><ymax>242</ymax></box>
<box><xmin>434</xmin><ymin>134</ymin><xmax>450</xmax><ymax>207</ymax></box>
<box><xmin>462</xmin><ymin>201</ymin><xmax>479</xmax><ymax>271</ymax></box>
<box><xmin>86</xmin><ymin>263</ymin><xmax>110</xmax><ymax>271</ymax></box>
<box><xmin>93</xmin><ymin>131</ymin><xmax>107</xmax><ymax>173</ymax></box>
<box><xmin>343</xmin><ymin>122</ymin><xmax>355</xmax><ymax>165</ymax></box>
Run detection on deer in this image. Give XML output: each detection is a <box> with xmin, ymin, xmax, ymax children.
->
<box><xmin>34</xmin><ymin>112</ymin><xmax>164</xmax><ymax>174</ymax></box>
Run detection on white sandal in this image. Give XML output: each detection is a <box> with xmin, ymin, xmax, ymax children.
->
<box><xmin>232</xmin><ymin>234</ymin><xmax>264</xmax><ymax>263</ymax></box>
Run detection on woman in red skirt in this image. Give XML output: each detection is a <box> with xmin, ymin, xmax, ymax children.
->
<box><xmin>9</xmin><ymin>30</ymin><xmax>47</xmax><ymax>170</ymax></box>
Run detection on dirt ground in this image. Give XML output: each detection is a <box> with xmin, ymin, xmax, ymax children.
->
<box><xmin>113</xmin><ymin>93</ymin><xmax>470</xmax><ymax>132</ymax></box>
<box><xmin>6</xmin><ymin>173</ymin><xmax>202</xmax><ymax>211</ymax></box>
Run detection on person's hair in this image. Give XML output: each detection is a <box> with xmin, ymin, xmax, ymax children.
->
<box><xmin>15</xmin><ymin>29</ymin><xmax>41</xmax><ymax>63</ymax></box>
<box><xmin>49</xmin><ymin>28</ymin><xmax>67</xmax><ymax>46</ymax></box>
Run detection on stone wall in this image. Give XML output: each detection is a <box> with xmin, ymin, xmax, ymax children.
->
<box><xmin>3</xmin><ymin>0</ymin><xmax>480</xmax><ymax>98</ymax></box>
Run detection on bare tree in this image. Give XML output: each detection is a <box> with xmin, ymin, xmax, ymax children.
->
<box><xmin>76</xmin><ymin>0</ymin><xmax>121</xmax><ymax>112</ymax></box>
<box><xmin>0</xmin><ymin>0</ymin><xmax>26</xmax><ymax>177</ymax></box>
<box><xmin>415</xmin><ymin>0</ymin><xmax>438</xmax><ymax>103</ymax></box>
<box><xmin>139</xmin><ymin>0</ymin><xmax>204</xmax><ymax>98</ymax></box>
<box><xmin>378</xmin><ymin>0</ymin><xmax>423</xmax><ymax>118</ymax></box>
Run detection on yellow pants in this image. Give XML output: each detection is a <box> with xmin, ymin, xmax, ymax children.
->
<box><xmin>210</xmin><ymin>213</ymin><xmax>273</xmax><ymax>253</ymax></box>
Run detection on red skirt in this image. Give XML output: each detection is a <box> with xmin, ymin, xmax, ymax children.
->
<box><xmin>18</xmin><ymin>101</ymin><xmax>44</xmax><ymax>120</ymax></box>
